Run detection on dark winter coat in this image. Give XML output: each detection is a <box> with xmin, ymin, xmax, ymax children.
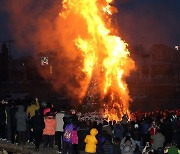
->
<box><xmin>77</xmin><ymin>128</ymin><xmax>89</xmax><ymax>151</ymax></box>
<box><xmin>102</xmin><ymin>139</ymin><xmax>113</xmax><ymax>154</ymax></box>
<box><xmin>0</xmin><ymin>105</ymin><xmax>6</xmax><ymax>124</ymax></box>
<box><xmin>131</xmin><ymin>128</ymin><xmax>141</xmax><ymax>141</ymax></box>
<box><xmin>96</xmin><ymin>134</ymin><xmax>105</xmax><ymax>154</ymax></box>
<box><xmin>113</xmin><ymin>144</ymin><xmax>121</xmax><ymax>154</ymax></box>
<box><xmin>113</xmin><ymin>124</ymin><xmax>124</xmax><ymax>140</ymax></box>
<box><xmin>10</xmin><ymin>105</ymin><xmax>17</xmax><ymax>129</ymax></box>
<box><xmin>30</xmin><ymin>110</ymin><xmax>45</xmax><ymax>132</ymax></box>
<box><xmin>15</xmin><ymin>105</ymin><xmax>27</xmax><ymax>131</ymax></box>
<box><xmin>142</xmin><ymin>121</ymin><xmax>150</xmax><ymax>134</ymax></box>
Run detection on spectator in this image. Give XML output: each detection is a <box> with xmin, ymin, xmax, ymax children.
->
<box><xmin>113</xmin><ymin>137</ymin><xmax>121</xmax><ymax>154</ymax></box>
<box><xmin>165</xmin><ymin>140</ymin><xmax>180</xmax><ymax>154</ymax></box>
<box><xmin>149</xmin><ymin>121</ymin><xmax>159</xmax><ymax>144</ymax></box>
<box><xmin>84</xmin><ymin>128</ymin><xmax>98</xmax><ymax>154</ymax></box>
<box><xmin>30</xmin><ymin>110</ymin><xmax>45</xmax><ymax>151</ymax></box>
<box><xmin>62</xmin><ymin>120</ymin><xmax>74</xmax><ymax>154</ymax></box>
<box><xmin>77</xmin><ymin>122</ymin><xmax>89</xmax><ymax>154</ymax></box>
<box><xmin>131</xmin><ymin>123</ymin><xmax>141</xmax><ymax>151</ymax></box>
<box><xmin>102</xmin><ymin>120</ymin><xmax>112</xmax><ymax>138</ymax></box>
<box><xmin>10</xmin><ymin>103</ymin><xmax>17</xmax><ymax>144</ymax></box>
<box><xmin>102</xmin><ymin>130</ymin><xmax>113</xmax><ymax>154</ymax></box>
<box><xmin>96</xmin><ymin>129</ymin><xmax>105</xmax><ymax>154</ymax></box>
<box><xmin>43</xmin><ymin>112</ymin><xmax>56</xmax><ymax>149</ymax></box>
<box><xmin>113</xmin><ymin>121</ymin><xmax>124</xmax><ymax>141</ymax></box>
<box><xmin>0</xmin><ymin>101</ymin><xmax>6</xmax><ymax>140</ymax></box>
<box><xmin>27</xmin><ymin>98</ymin><xmax>40</xmax><ymax>143</ymax></box>
<box><xmin>120</xmin><ymin>136</ymin><xmax>136</xmax><ymax>154</ymax></box>
<box><xmin>72</xmin><ymin>122</ymin><xmax>78</xmax><ymax>154</ymax></box>
<box><xmin>55</xmin><ymin>109</ymin><xmax>65</xmax><ymax>153</ymax></box>
<box><xmin>15</xmin><ymin>105</ymin><xmax>27</xmax><ymax>145</ymax></box>
<box><xmin>27</xmin><ymin>98</ymin><xmax>40</xmax><ymax>119</ymax></box>
<box><xmin>141</xmin><ymin>119</ymin><xmax>150</xmax><ymax>147</ymax></box>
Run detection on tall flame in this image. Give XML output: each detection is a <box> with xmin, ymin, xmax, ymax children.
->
<box><xmin>59</xmin><ymin>0</ymin><xmax>135</xmax><ymax>120</ymax></box>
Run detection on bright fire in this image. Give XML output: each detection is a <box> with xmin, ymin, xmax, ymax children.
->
<box><xmin>59</xmin><ymin>0</ymin><xmax>135</xmax><ymax>120</ymax></box>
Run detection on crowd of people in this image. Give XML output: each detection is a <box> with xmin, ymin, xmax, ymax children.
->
<box><xmin>0</xmin><ymin>98</ymin><xmax>179</xmax><ymax>154</ymax></box>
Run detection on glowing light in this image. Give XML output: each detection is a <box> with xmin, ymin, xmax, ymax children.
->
<box><xmin>59</xmin><ymin>0</ymin><xmax>135</xmax><ymax>120</ymax></box>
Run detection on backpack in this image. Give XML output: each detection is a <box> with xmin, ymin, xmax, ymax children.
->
<box><xmin>63</xmin><ymin>124</ymin><xmax>73</xmax><ymax>143</ymax></box>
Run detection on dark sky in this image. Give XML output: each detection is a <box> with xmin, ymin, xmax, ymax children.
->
<box><xmin>0</xmin><ymin>0</ymin><xmax>180</xmax><ymax>56</ymax></box>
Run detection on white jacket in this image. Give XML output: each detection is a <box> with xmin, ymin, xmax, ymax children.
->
<box><xmin>55</xmin><ymin>112</ymin><xmax>64</xmax><ymax>132</ymax></box>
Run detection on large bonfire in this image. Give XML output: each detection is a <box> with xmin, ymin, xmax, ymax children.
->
<box><xmin>58</xmin><ymin>0</ymin><xmax>135</xmax><ymax>121</ymax></box>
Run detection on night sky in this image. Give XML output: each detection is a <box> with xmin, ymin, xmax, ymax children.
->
<box><xmin>0</xmin><ymin>0</ymin><xmax>180</xmax><ymax>56</ymax></box>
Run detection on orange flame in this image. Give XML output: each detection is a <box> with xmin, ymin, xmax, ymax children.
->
<box><xmin>59</xmin><ymin>0</ymin><xmax>135</xmax><ymax>120</ymax></box>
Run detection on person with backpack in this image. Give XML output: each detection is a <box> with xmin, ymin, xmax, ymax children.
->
<box><xmin>62</xmin><ymin>121</ymin><xmax>74</xmax><ymax>154</ymax></box>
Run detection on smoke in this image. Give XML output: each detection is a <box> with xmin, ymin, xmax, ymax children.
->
<box><xmin>2</xmin><ymin>0</ymin><xmax>88</xmax><ymax>101</ymax></box>
<box><xmin>3</xmin><ymin>0</ymin><xmax>179</xmax><ymax>104</ymax></box>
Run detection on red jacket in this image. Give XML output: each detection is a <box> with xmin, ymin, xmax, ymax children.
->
<box><xmin>149</xmin><ymin>127</ymin><xmax>158</xmax><ymax>136</ymax></box>
<box><xmin>43</xmin><ymin>116</ymin><xmax>56</xmax><ymax>135</ymax></box>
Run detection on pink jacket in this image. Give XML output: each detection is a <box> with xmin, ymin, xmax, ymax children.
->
<box><xmin>72</xmin><ymin>130</ymin><xmax>78</xmax><ymax>144</ymax></box>
<box><xmin>43</xmin><ymin>116</ymin><xmax>56</xmax><ymax>135</ymax></box>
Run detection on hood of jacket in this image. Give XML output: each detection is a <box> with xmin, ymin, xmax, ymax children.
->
<box><xmin>18</xmin><ymin>105</ymin><xmax>24</xmax><ymax>112</ymax></box>
<box><xmin>90</xmin><ymin>128</ymin><xmax>98</xmax><ymax>136</ymax></box>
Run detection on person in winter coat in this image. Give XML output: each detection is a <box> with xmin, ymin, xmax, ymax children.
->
<box><xmin>43</xmin><ymin>112</ymin><xmax>56</xmax><ymax>149</ymax></box>
<box><xmin>30</xmin><ymin>110</ymin><xmax>45</xmax><ymax>151</ymax></box>
<box><xmin>164</xmin><ymin>140</ymin><xmax>180</xmax><ymax>154</ymax></box>
<box><xmin>149</xmin><ymin>121</ymin><xmax>159</xmax><ymax>144</ymax></box>
<box><xmin>72</xmin><ymin>123</ymin><xmax>78</xmax><ymax>154</ymax></box>
<box><xmin>27</xmin><ymin>98</ymin><xmax>40</xmax><ymax>119</ymax></box>
<box><xmin>131</xmin><ymin>123</ymin><xmax>141</xmax><ymax>151</ymax></box>
<box><xmin>55</xmin><ymin>110</ymin><xmax>65</xmax><ymax>153</ymax></box>
<box><xmin>0</xmin><ymin>103</ymin><xmax>6</xmax><ymax>140</ymax></box>
<box><xmin>10</xmin><ymin>103</ymin><xmax>17</xmax><ymax>144</ymax></box>
<box><xmin>96</xmin><ymin>130</ymin><xmax>105</xmax><ymax>154</ymax></box>
<box><xmin>102</xmin><ymin>130</ymin><xmax>113</xmax><ymax>154</ymax></box>
<box><xmin>84</xmin><ymin>128</ymin><xmax>98</xmax><ymax>154</ymax></box>
<box><xmin>113</xmin><ymin>137</ymin><xmax>121</xmax><ymax>154</ymax></box>
<box><xmin>62</xmin><ymin>122</ymin><xmax>74</xmax><ymax>154</ymax></box>
<box><xmin>113</xmin><ymin>122</ymin><xmax>124</xmax><ymax>141</ymax></box>
<box><xmin>27</xmin><ymin>98</ymin><xmax>40</xmax><ymax>143</ymax></box>
<box><xmin>141</xmin><ymin>119</ymin><xmax>150</xmax><ymax>147</ymax></box>
<box><xmin>77</xmin><ymin>122</ymin><xmax>89</xmax><ymax>154</ymax></box>
<box><xmin>102</xmin><ymin>121</ymin><xmax>112</xmax><ymax>138</ymax></box>
<box><xmin>5</xmin><ymin>103</ymin><xmax>11</xmax><ymax>142</ymax></box>
<box><xmin>120</xmin><ymin>136</ymin><xmax>136</xmax><ymax>154</ymax></box>
<box><xmin>151</xmin><ymin>129</ymin><xmax>165</xmax><ymax>151</ymax></box>
<box><xmin>15</xmin><ymin>105</ymin><xmax>28</xmax><ymax>145</ymax></box>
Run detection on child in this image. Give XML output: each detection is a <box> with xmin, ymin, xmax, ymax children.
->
<box><xmin>84</xmin><ymin>128</ymin><xmax>98</xmax><ymax>154</ymax></box>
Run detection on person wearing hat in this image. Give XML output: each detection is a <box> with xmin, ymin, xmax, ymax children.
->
<box><xmin>131</xmin><ymin>123</ymin><xmax>141</xmax><ymax>151</ymax></box>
